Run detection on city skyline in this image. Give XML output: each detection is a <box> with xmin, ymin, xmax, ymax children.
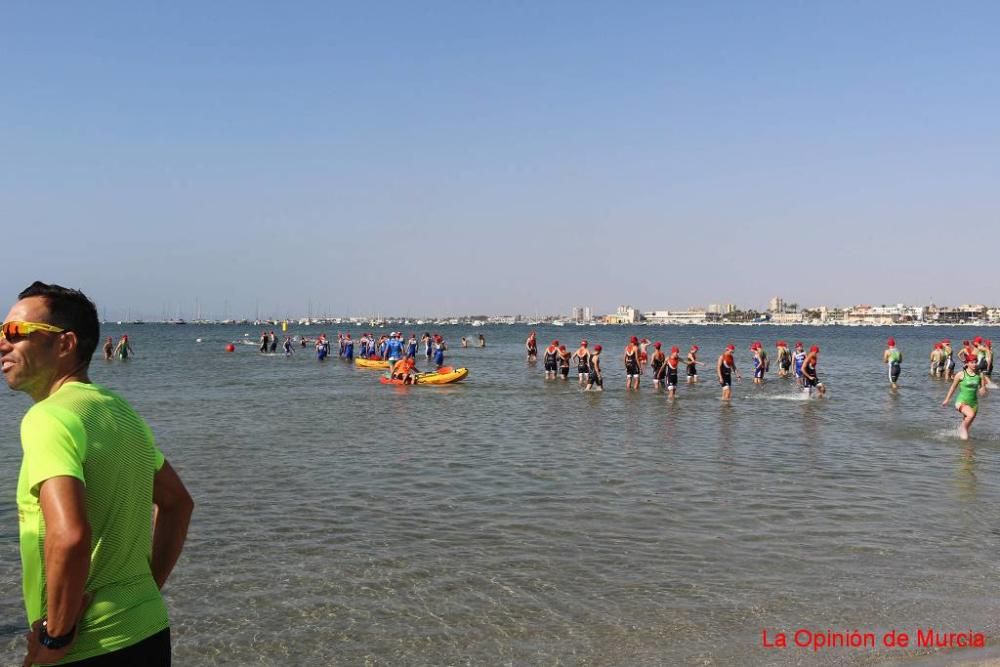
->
<box><xmin>90</xmin><ymin>296</ymin><xmax>1000</xmax><ymax>325</ymax></box>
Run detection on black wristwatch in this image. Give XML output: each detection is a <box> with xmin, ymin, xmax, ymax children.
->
<box><xmin>39</xmin><ymin>619</ymin><xmax>76</xmax><ymax>650</ymax></box>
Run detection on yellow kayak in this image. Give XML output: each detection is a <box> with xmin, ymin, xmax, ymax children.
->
<box><xmin>380</xmin><ymin>367</ymin><xmax>469</xmax><ymax>385</ymax></box>
<box><xmin>355</xmin><ymin>358</ymin><xmax>390</xmax><ymax>369</ymax></box>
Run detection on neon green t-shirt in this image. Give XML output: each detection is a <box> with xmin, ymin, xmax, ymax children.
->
<box><xmin>17</xmin><ymin>382</ymin><xmax>169</xmax><ymax>663</ymax></box>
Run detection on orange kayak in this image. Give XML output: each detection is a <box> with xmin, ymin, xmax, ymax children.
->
<box><xmin>380</xmin><ymin>367</ymin><xmax>469</xmax><ymax>385</ymax></box>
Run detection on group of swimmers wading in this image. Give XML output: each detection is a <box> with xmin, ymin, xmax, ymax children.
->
<box><xmin>713</xmin><ymin>340</ymin><xmax>826</xmax><ymax>400</ymax></box>
<box><xmin>880</xmin><ymin>336</ymin><xmax>994</xmax><ymax>439</ymax></box>
<box><xmin>529</xmin><ymin>332</ymin><xmax>828</xmax><ymax>401</ymax></box>
<box><xmin>249</xmin><ymin>330</ymin><xmax>462</xmax><ymax>369</ymax></box>
<box><xmin>926</xmin><ymin>336</ymin><xmax>993</xmax><ymax>440</ymax></box>
<box><xmin>535</xmin><ymin>331</ymin><xmax>990</xmax><ymax>440</ymax></box>
<box><xmin>533</xmin><ymin>334</ymin><xmax>605</xmax><ymax>390</ymax></box>
<box><xmin>648</xmin><ymin>341</ymin><xmax>696</xmax><ymax>399</ymax></box>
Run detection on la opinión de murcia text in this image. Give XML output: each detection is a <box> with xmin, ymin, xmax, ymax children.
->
<box><xmin>761</xmin><ymin>628</ymin><xmax>985</xmax><ymax>652</ymax></box>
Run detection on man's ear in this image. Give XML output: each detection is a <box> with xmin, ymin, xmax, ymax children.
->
<box><xmin>58</xmin><ymin>330</ymin><xmax>80</xmax><ymax>361</ymax></box>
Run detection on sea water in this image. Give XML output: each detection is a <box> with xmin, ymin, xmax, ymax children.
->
<box><xmin>1</xmin><ymin>324</ymin><xmax>998</xmax><ymax>665</ymax></box>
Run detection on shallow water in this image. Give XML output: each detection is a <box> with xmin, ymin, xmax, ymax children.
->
<box><xmin>2</xmin><ymin>324</ymin><xmax>998</xmax><ymax>665</ymax></box>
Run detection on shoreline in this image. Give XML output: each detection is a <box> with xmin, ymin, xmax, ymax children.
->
<box><xmin>101</xmin><ymin>321</ymin><xmax>1000</xmax><ymax>328</ymax></box>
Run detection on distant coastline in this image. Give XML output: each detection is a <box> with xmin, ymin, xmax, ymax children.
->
<box><xmin>99</xmin><ymin>300</ymin><xmax>1000</xmax><ymax>328</ymax></box>
<box><xmin>102</xmin><ymin>319</ymin><xmax>1000</xmax><ymax>328</ymax></box>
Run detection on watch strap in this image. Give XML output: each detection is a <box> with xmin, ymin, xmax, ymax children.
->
<box><xmin>39</xmin><ymin>620</ymin><xmax>76</xmax><ymax>650</ymax></box>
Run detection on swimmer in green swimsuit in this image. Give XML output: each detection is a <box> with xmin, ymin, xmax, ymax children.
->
<box><xmin>113</xmin><ymin>334</ymin><xmax>133</xmax><ymax>360</ymax></box>
<box><xmin>883</xmin><ymin>338</ymin><xmax>902</xmax><ymax>389</ymax></box>
<box><xmin>942</xmin><ymin>356</ymin><xmax>988</xmax><ymax>440</ymax></box>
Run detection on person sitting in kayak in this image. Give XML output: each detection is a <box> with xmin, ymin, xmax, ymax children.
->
<box><xmin>391</xmin><ymin>357</ymin><xmax>417</xmax><ymax>384</ymax></box>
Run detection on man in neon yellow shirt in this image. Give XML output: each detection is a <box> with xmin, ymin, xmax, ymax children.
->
<box><xmin>1</xmin><ymin>281</ymin><xmax>194</xmax><ymax>666</ymax></box>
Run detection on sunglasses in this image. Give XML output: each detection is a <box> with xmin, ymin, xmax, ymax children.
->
<box><xmin>0</xmin><ymin>320</ymin><xmax>66</xmax><ymax>342</ymax></box>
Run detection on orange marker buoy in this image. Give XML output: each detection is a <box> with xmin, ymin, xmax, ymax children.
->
<box><xmin>225</xmin><ymin>344</ymin><xmax>236</xmax><ymax>352</ymax></box>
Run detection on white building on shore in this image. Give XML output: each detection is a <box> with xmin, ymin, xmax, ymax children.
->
<box><xmin>769</xmin><ymin>312</ymin><xmax>803</xmax><ymax>324</ymax></box>
<box><xmin>605</xmin><ymin>305</ymin><xmax>641</xmax><ymax>324</ymax></box>
<box><xmin>643</xmin><ymin>309</ymin><xmax>721</xmax><ymax>324</ymax></box>
<box><xmin>845</xmin><ymin>304</ymin><xmax>925</xmax><ymax>324</ymax></box>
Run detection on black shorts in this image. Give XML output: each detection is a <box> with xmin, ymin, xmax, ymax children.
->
<box><xmin>625</xmin><ymin>362</ymin><xmax>640</xmax><ymax>375</ymax></box>
<box><xmin>578</xmin><ymin>364</ymin><xmax>589</xmax><ymax>374</ymax></box>
<box><xmin>667</xmin><ymin>369</ymin><xmax>678</xmax><ymax>387</ymax></box>
<box><xmin>687</xmin><ymin>363</ymin><xmax>698</xmax><ymax>376</ymax></box>
<box><xmin>889</xmin><ymin>362</ymin><xmax>901</xmax><ymax>383</ymax></box>
<box><xmin>589</xmin><ymin>374</ymin><xmax>603</xmax><ymax>387</ymax></box>
<box><xmin>804</xmin><ymin>376</ymin><xmax>819</xmax><ymax>388</ymax></box>
<box><xmin>560</xmin><ymin>366</ymin><xmax>569</xmax><ymax>377</ymax></box>
<box><xmin>720</xmin><ymin>372</ymin><xmax>732</xmax><ymax>388</ymax></box>
<box><xmin>544</xmin><ymin>359</ymin><xmax>557</xmax><ymax>371</ymax></box>
<box><xmin>66</xmin><ymin>628</ymin><xmax>170</xmax><ymax>666</ymax></box>
<box><xmin>780</xmin><ymin>360</ymin><xmax>791</xmax><ymax>371</ymax></box>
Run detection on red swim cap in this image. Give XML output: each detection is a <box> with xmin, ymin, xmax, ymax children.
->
<box><xmin>552</xmin><ymin>340</ymin><xmax>559</xmax><ymax>346</ymax></box>
<box><xmin>974</xmin><ymin>336</ymin><xmax>983</xmax><ymax>343</ymax></box>
<box><xmin>594</xmin><ymin>344</ymin><xmax>602</xmax><ymax>352</ymax></box>
<box><xmin>810</xmin><ymin>345</ymin><xmax>819</xmax><ymax>353</ymax></box>
<box><xmin>581</xmin><ymin>340</ymin><xmax>588</xmax><ymax>346</ymax></box>
<box><xmin>934</xmin><ymin>343</ymin><xmax>942</xmax><ymax>349</ymax></box>
<box><xmin>631</xmin><ymin>336</ymin><xmax>638</xmax><ymax>344</ymax></box>
<box><xmin>942</xmin><ymin>339</ymin><xmax>950</xmax><ymax>344</ymax></box>
<box><xmin>887</xmin><ymin>338</ymin><xmax>895</xmax><ymax>346</ymax></box>
<box><xmin>653</xmin><ymin>341</ymin><xmax>661</xmax><ymax>348</ymax></box>
<box><xmin>726</xmin><ymin>344</ymin><xmax>735</xmax><ymax>351</ymax></box>
<box><xmin>795</xmin><ymin>342</ymin><xmax>803</xmax><ymax>348</ymax></box>
<box><xmin>559</xmin><ymin>345</ymin><xmax>566</xmax><ymax>351</ymax></box>
<box><xmin>671</xmin><ymin>346</ymin><xmax>679</xmax><ymax>353</ymax></box>
<box><xmin>691</xmin><ymin>345</ymin><xmax>699</xmax><ymax>351</ymax></box>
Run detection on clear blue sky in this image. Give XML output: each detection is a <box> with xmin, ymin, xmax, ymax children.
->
<box><xmin>2</xmin><ymin>2</ymin><xmax>998</xmax><ymax>319</ymax></box>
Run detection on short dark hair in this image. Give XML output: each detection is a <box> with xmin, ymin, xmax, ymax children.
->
<box><xmin>17</xmin><ymin>281</ymin><xmax>100</xmax><ymax>365</ymax></box>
